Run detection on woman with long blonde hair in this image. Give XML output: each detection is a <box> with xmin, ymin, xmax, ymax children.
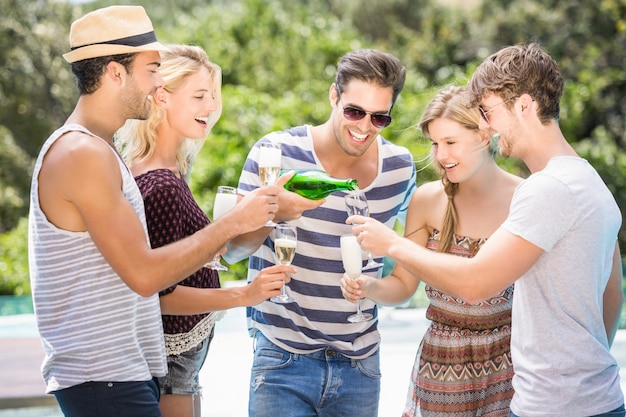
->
<box><xmin>116</xmin><ymin>44</ymin><xmax>291</xmax><ymax>417</ymax></box>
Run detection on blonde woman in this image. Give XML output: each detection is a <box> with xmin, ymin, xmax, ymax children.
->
<box><xmin>341</xmin><ymin>85</ymin><xmax>522</xmax><ymax>416</ymax></box>
<box><xmin>116</xmin><ymin>44</ymin><xmax>292</xmax><ymax>417</ymax></box>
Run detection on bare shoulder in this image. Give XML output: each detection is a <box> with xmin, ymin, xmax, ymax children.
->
<box><xmin>39</xmin><ymin>129</ymin><xmax>122</xmax><ymax>231</ymax></box>
<box><xmin>46</xmin><ymin>130</ymin><xmax>116</xmax><ymax>165</ymax></box>
<box><xmin>405</xmin><ymin>180</ymin><xmax>447</xmax><ymax>240</ymax></box>
<box><xmin>411</xmin><ymin>180</ymin><xmax>445</xmax><ymax>205</ymax></box>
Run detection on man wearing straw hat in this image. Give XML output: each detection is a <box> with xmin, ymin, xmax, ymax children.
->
<box><xmin>28</xmin><ymin>6</ymin><xmax>288</xmax><ymax>416</ymax></box>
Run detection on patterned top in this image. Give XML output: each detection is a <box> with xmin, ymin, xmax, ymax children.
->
<box><xmin>238</xmin><ymin>125</ymin><xmax>416</xmax><ymax>359</ymax></box>
<box><xmin>135</xmin><ymin>169</ymin><xmax>223</xmax><ymax>355</ymax></box>
<box><xmin>424</xmin><ymin>229</ymin><xmax>513</xmax><ymax>330</ymax></box>
<box><xmin>402</xmin><ymin>228</ymin><xmax>514</xmax><ymax>417</ymax></box>
<box><xmin>29</xmin><ymin>124</ymin><xmax>166</xmax><ymax>393</ymax></box>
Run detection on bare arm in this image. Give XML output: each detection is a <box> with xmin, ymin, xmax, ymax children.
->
<box><xmin>603</xmin><ymin>242</ymin><xmax>624</xmax><ymax>347</ymax></box>
<box><xmin>40</xmin><ymin>134</ymin><xmax>279</xmax><ymax>297</ymax></box>
<box><xmin>350</xmin><ymin>215</ymin><xmax>543</xmax><ymax>304</ymax></box>
<box><xmin>341</xmin><ymin>260</ymin><xmax>423</xmax><ymax>306</ymax></box>
<box><xmin>341</xmin><ymin>190</ymin><xmax>430</xmax><ymax>306</ymax></box>
<box><xmin>159</xmin><ymin>264</ymin><xmax>295</xmax><ymax>315</ymax></box>
<box><xmin>224</xmin><ymin>172</ymin><xmax>324</xmax><ymax>263</ymax></box>
<box><xmin>223</xmin><ymin>226</ymin><xmax>273</xmax><ymax>264</ymax></box>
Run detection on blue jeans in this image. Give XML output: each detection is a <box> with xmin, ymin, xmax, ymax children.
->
<box><xmin>54</xmin><ymin>378</ymin><xmax>161</xmax><ymax>417</ymax></box>
<box><xmin>509</xmin><ymin>404</ymin><xmax>625</xmax><ymax>417</ymax></box>
<box><xmin>248</xmin><ymin>331</ymin><xmax>381</xmax><ymax>417</ymax></box>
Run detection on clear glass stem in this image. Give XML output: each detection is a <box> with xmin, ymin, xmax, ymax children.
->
<box><xmin>363</xmin><ymin>252</ymin><xmax>383</xmax><ymax>270</ymax></box>
<box><xmin>205</xmin><ymin>255</ymin><xmax>227</xmax><ymax>271</ymax></box>
<box><xmin>355</xmin><ymin>299</ymin><xmax>363</xmax><ymax>317</ymax></box>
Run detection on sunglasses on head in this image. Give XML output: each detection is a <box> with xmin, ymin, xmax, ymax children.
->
<box><xmin>340</xmin><ymin>100</ymin><xmax>393</xmax><ymax>129</ymax></box>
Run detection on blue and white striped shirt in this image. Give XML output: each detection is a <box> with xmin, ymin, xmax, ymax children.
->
<box><xmin>28</xmin><ymin>124</ymin><xmax>167</xmax><ymax>393</ymax></box>
<box><xmin>238</xmin><ymin>125</ymin><xmax>416</xmax><ymax>359</ymax></box>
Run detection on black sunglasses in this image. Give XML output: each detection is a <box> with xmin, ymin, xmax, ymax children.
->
<box><xmin>341</xmin><ymin>100</ymin><xmax>392</xmax><ymax>129</ymax></box>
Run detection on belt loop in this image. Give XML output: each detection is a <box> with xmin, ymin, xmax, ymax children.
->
<box><xmin>252</xmin><ymin>330</ymin><xmax>258</xmax><ymax>352</ymax></box>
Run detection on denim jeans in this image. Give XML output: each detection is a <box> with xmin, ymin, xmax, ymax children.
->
<box><xmin>248</xmin><ymin>331</ymin><xmax>381</xmax><ymax>417</ymax></box>
<box><xmin>54</xmin><ymin>377</ymin><xmax>161</xmax><ymax>417</ymax></box>
<box><xmin>509</xmin><ymin>404</ymin><xmax>625</xmax><ymax>417</ymax></box>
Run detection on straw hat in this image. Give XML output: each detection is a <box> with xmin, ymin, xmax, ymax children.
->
<box><xmin>63</xmin><ymin>5</ymin><xmax>167</xmax><ymax>63</ymax></box>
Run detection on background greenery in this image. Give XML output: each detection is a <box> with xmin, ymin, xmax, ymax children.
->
<box><xmin>0</xmin><ymin>0</ymin><xmax>624</xmax><ymax>326</ymax></box>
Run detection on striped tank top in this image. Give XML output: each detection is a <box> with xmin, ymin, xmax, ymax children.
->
<box><xmin>28</xmin><ymin>124</ymin><xmax>167</xmax><ymax>393</ymax></box>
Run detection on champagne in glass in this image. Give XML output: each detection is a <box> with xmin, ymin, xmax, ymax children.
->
<box><xmin>275</xmin><ymin>238</ymin><xmax>297</xmax><ymax>265</ymax></box>
<box><xmin>270</xmin><ymin>224</ymin><xmax>297</xmax><ymax>303</ymax></box>
<box><xmin>340</xmin><ymin>234</ymin><xmax>373</xmax><ymax>323</ymax></box>
<box><xmin>344</xmin><ymin>191</ymin><xmax>384</xmax><ymax>270</ymax></box>
<box><xmin>213</xmin><ymin>186</ymin><xmax>238</xmax><ymax>219</ymax></box>
<box><xmin>258</xmin><ymin>142</ymin><xmax>282</xmax><ymax>226</ymax></box>
<box><xmin>205</xmin><ymin>186</ymin><xmax>238</xmax><ymax>271</ymax></box>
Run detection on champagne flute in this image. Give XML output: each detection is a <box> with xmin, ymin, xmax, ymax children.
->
<box><xmin>345</xmin><ymin>191</ymin><xmax>384</xmax><ymax>270</ymax></box>
<box><xmin>340</xmin><ymin>234</ymin><xmax>373</xmax><ymax>322</ymax></box>
<box><xmin>258</xmin><ymin>142</ymin><xmax>282</xmax><ymax>227</ymax></box>
<box><xmin>270</xmin><ymin>223</ymin><xmax>297</xmax><ymax>303</ymax></box>
<box><xmin>205</xmin><ymin>186</ymin><xmax>238</xmax><ymax>271</ymax></box>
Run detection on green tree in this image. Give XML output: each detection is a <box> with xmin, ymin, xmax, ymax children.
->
<box><xmin>0</xmin><ymin>218</ymin><xmax>29</xmax><ymax>295</ymax></box>
<box><xmin>1</xmin><ymin>0</ymin><xmax>624</xmax><ymax>295</ymax></box>
<box><xmin>0</xmin><ymin>0</ymin><xmax>79</xmax><ymax>231</ymax></box>
<box><xmin>471</xmin><ymin>0</ymin><xmax>626</xmax><ymax>247</ymax></box>
<box><xmin>0</xmin><ymin>127</ymin><xmax>32</xmax><ymax>233</ymax></box>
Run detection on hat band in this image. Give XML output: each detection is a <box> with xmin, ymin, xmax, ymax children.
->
<box><xmin>71</xmin><ymin>31</ymin><xmax>158</xmax><ymax>51</ymax></box>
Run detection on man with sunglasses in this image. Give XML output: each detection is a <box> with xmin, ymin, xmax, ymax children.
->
<box><xmin>346</xmin><ymin>43</ymin><xmax>624</xmax><ymax>417</ymax></box>
<box><xmin>227</xmin><ymin>49</ymin><xmax>416</xmax><ymax>416</ymax></box>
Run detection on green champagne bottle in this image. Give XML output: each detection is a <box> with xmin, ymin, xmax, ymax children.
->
<box><xmin>283</xmin><ymin>170</ymin><xmax>359</xmax><ymax>200</ymax></box>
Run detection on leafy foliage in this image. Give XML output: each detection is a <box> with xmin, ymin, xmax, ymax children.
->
<box><xmin>0</xmin><ymin>0</ymin><xmax>78</xmax><ymax>158</ymax></box>
<box><xmin>0</xmin><ymin>0</ymin><xmax>624</xmax><ymax>297</ymax></box>
<box><xmin>0</xmin><ymin>218</ymin><xmax>29</xmax><ymax>295</ymax></box>
<box><xmin>0</xmin><ymin>127</ymin><xmax>33</xmax><ymax>233</ymax></box>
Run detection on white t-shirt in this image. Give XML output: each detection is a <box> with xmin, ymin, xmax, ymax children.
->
<box><xmin>504</xmin><ymin>156</ymin><xmax>623</xmax><ymax>416</ymax></box>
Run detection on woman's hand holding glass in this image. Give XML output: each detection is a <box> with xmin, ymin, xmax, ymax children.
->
<box><xmin>247</xmin><ymin>264</ymin><xmax>296</xmax><ymax>305</ymax></box>
<box><xmin>340</xmin><ymin>234</ymin><xmax>373</xmax><ymax>322</ymax></box>
<box><xmin>339</xmin><ymin>269</ymin><xmax>374</xmax><ymax>304</ymax></box>
<box><xmin>345</xmin><ymin>191</ymin><xmax>384</xmax><ymax>270</ymax></box>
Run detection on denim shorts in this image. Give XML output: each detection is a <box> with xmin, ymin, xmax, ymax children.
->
<box><xmin>158</xmin><ymin>330</ymin><xmax>213</xmax><ymax>396</ymax></box>
<box><xmin>248</xmin><ymin>331</ymin><xmax>381</xmax><ymax>417</ymax></box>
<box><xmin>54</xmin><ymin>378</ymin><xmax>161</xmax><ymax>417</ymax></box>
